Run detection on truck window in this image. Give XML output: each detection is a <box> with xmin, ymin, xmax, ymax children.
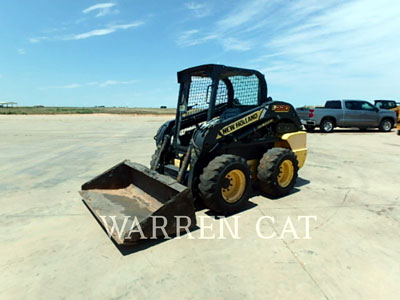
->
<box><xmin>345</xmin><ymin>101</ymin><xmax>362</xmax><ymax>110</ymax></box>
<box><xmin>375</xmin><ymin>100</ymin><xmax>396</xmax><ymax>109</ymax></box>
<box><xmin>361</xmin><ymin>102</ymin><xmax>375</xmax><ymax>111</ymax></box>
<box><xmin>383</xmin><ymin>101</ymin><xmax>396</xmax><ymax>109</ymax></box>
<box><xmin>325</xmin><ymin>101</ymin><xmax>341</xmax><ymax>109</ymax></box>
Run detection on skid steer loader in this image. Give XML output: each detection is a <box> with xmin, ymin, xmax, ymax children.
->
<box><xmin>80</xmin><ymin>64</ymin><xmax>307</xmax><ymax>244</ymax></box>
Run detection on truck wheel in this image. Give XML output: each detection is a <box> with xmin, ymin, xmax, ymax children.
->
<box><xmin>397</xmin><ymin>130</ymin><xmax>400</xmax><ymax>136</ymax></box>
<box><xmin>199</xmin><ymin>154</ymin><xmax>251</xmax><ymax>215</ymax></box>
<box><xmin>320</xmin><ymin>118</ymin><xmax>334</xmax><ymax>133</ymax></box>
<box><xmin>257</xmin><ymin>148</ymin><xmax>298</xmax><ymax>197</ymax></box>
<box><xmin>379</xmin><ymin>119</ymin><xmax>393</xmax><ymax>132</ymax></box>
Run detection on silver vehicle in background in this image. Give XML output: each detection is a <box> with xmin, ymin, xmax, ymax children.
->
<box><xmin>296</xmin><ymin>100</ymin><xmax>397</xmax><ymax>133</ymax></box>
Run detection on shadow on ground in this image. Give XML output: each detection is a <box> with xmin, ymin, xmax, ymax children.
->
<box><xmin>307</xmin><ymin>128</ymin><xmax>394</xmax><ymax>134</ymax></box>
<box><xmin>117</xmin><ymin>226</ymin><xmax>201</xmax><ymax>256</ymax></box>
<box><xmin>252</xmin><ymin>176</ymin><xmax>310</xmax><ymax>200</ymax></box>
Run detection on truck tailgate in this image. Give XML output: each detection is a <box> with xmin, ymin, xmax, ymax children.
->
<box><xmin>295</xmin><ymin>108</ymin><xmax>310</xmax><ymax>120</ymax></box>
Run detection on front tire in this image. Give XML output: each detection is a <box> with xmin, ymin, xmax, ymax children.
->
<box><xmin>379</xmin><ymin>119</ymin><xmax>393</xmax><ymax>132</ymax></box>
<box><xmin>257</xmin><ymin>148</ymin><xmax>299</xmax><ymax>197</ymax></box>
<box><xmin>199</xmin><ymin>154</ymin><xmax>251</xmax><ymax>215</ymax></box>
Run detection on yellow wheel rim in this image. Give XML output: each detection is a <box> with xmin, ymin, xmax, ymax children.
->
<box><xmin>221</xmin><ymin>169</ymin><xmax>246</xmax><ymax>203</ymax></box>
<box><xmin>277</xmin><ymin>159</ymin><xmax>294</xmax><ymax>188</ymax></box>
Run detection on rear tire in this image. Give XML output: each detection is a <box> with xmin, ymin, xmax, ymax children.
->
<box><xmin>379</xmin><ymin>118</ymin><xmax>393</xmax><ymax>132</ymax></box>
<box><xmin>257</xmin><ymin>148</ymin><xmax>298</xmax><ymax>197</ymax></box>
<box><xmin>199</xmin><ymin>154</ymin><xmax>251</xmax><ymax>215</ymax></box>
<box><xmin>320</xmin><ymin>118</ymin><xmax>334</xmax><ymax>133</ymax></box>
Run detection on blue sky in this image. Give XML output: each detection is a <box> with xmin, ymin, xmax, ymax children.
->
<box><xmin>1</xmin><ymin>0</ymin><xmax>399</xmax><ymax>107</ymax></box>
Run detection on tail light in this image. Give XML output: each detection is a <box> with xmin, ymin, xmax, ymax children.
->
<box><xmin>309</xmin><ymin>109</ymin><xmax>314</xmax><ymax>118</ymax></box>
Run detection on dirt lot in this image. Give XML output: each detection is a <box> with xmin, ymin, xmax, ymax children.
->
<box><xmin>0</xmin><ymin>106</ymin><xmax>176</xmax><ymax>115</ymax></box>
<box><xmin>1</xmin><ymin>115</ymin><xmax>399</xmax><ymax>300</ymax></box>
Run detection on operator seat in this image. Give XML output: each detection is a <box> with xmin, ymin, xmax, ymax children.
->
<box><xmin>220</xmin><ymin>98</ymin><xmax>252</xmax><ymax>120</ymax></box>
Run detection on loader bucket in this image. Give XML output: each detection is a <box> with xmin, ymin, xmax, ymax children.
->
<box><xmin>80</xmin><ymin>160</ymin><xmax>196</xmax><ymax>245</ymax></box>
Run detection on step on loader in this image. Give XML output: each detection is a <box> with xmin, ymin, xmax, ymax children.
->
<box><xmin>80</xmin><ymin>64</ymin><xmax>307</xmax><ymax>245</ymax></box>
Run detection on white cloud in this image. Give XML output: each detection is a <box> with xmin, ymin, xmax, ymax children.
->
<box><xmin>176</xmin><ymin>29</ymin><xmax>212</xmax><ymax>46</ymax></box>
<box><xmin>70</xmin><ymin>28</ymin><xmax>115</xmax><ymax>40</ymax></box>
<box><xmin>221</xmin><ymin>38</ymin><xmax>252</xmax><ymax>51</ymax></box>
<box><xmin>216</xmin><ymin>0</ymin><xmax>270</xmax><ymax>30</ymax></box>
<box><xmin>64</xmin><ymin>22</ymin><xmax>144</xmax><ymax>40</ymax></box>
<box><xmin>176</xmin><ymin>28</ymin><xmax>248</xmax><ymax>51</ymax></box>
<box><xmin>42</xmin><ymin>26</ymin><xmax>68</xmax><ymax>33</ymax></box>
<box><xmin>263</xmin><ymin>0</ymin><xmax>400</xmax><ymax>74</ymax></box>
<box><xmin>85</xmin><ymin>80</ymin><xmax>137</xmax><ymax>87</ymax></box>
<box><xmin>82</xmin><ymin>3</ymin><xmax>117</xmax><ymax>17</ymax></box>
<box><xmin>29</xmin><ymin>21</ymin><xmax>144</xmax><ymax>43</ymax></box>
<box><xmin>113</xmin><ymin>23</ymin><xmax>143</xmax><ymax>30</ymax></box>
<box><xmin>40</xmin><ymin>80</ymin><xmax>137</xmax><ymax>90</ymax></box>
<box><xmin>175</xmin><ymin>0</ymin><xmax>400</xmax><ymax>102</ymax></box>
<box><xmin>185</xmin><ymin>2</ymin><xmax>210</xmax><ymax>18</ymax></box>
<box><xmin>176</xmin><ymin>0</ymin><xmax>272</xmax><ymax>51</ymax></box>
<box><xmin>254</xmin><ymin>0</ymin><xmax>400</xmax><ymax>103</ymax></box>
<box><xmin>97</xmin><ymin>80</ymin><xmax>136</xmax><ymax>87</ymax></box>
<box><xmin>185</xmin><ymin>2</ymin><xmax>204</xmax><ymax>10</ymax></box>
<box><xmin>17</xmin><ymin>48</ymin><xmax>26</xmax><ymax>55</ymax></box>
<box><xmin>29</xmin><ymin>36</ymin><xmax>49</xmax><ymax>44</ymax></box>
<box><xmin>41</xmin><ymin>83</ymin><xmax>82</xmax><ymax>89</ymax></box>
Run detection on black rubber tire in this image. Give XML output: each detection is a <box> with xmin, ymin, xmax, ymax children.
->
<box><xmin>379</xmin><ymin>118</ymin><xmax>393</xmax><ymax>132</ymax></box>
<box><xmin>257</xmin><ymin>148</ymin><xmax>299</xmax><ymax>197</ymax></box>
<box><xmin>320</xmin><ymin>118</ymin><xmax>335</xmax><ymax>133</ymax></box>
<box><xmin>397</xmin><ymin>130</ymin><xmax>400</xmax><ymax>136</ymax></box>
<box><xmin>198</xmin><ymin>154</ymin><xmax>251</xmax><ymax>215</ymax></box>
<box><xmin>305</xmin><ymin>125</ymin><xmax>315</xmax><ymax>132</ymax></box>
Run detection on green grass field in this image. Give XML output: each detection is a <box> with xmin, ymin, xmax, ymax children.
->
<box><xmin>0</xmin><ymin>106</ymin><xmax>176</xmax><ymax>115</ymax></box>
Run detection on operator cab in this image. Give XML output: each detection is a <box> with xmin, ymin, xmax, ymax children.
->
<box><xmin>174</xmin><ymin>64</ymin><xmax>268</xmax><ymax>148</ymax></box>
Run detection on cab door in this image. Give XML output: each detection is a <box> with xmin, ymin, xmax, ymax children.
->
<box><xmin>359</xmin><ymin>101</ymin><xmax>379</xmax><ymax>126</ymax></box>
<box><xmin>343</xmin><ymin>101</ymin><xmax>378</xmax><ymax>127</ymax></box>
<box><xmin>343</xmin><ymin>101</ymin><xmax>363</xmax><ymax>126</ymax></box>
